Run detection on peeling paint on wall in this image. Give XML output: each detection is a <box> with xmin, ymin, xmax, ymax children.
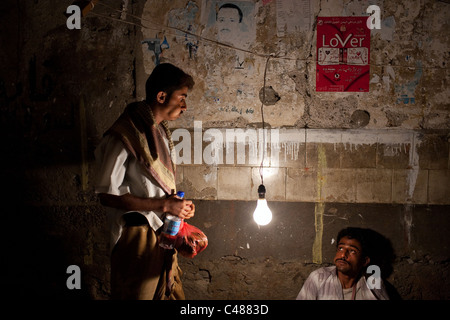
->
<box><xmin>312</xmin><ymin>144</ymin><xmax>326</xmax><ymax>264</ymax></box>
<box><xmin>135</xmin><ymin>0</ymin><xmax>450</xmax><ymax>130</ymax></box>
<box><xmin>395</xmin><ymin>61</ymin><xmax>423</xmax><ymax>104</ymax></box>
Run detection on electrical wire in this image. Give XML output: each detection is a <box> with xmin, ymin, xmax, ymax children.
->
<box><xmin>259</xmin><ymin>54</ymin><xmax>274</xmax><ymax>186</ymax></box>
<box><xmin>83</xmin><ymin>1</ymin><xmax>445</xmax><ymax>193</ymax></box>
<box><xmin>96</xmin><ymin>1</ymin><xmax>278</xmax><ymax>60</ymax></box>
<box><xmin>85</xmin><ymin>1</ymin><xmax>444</xmax><ymax>71</ymax></box>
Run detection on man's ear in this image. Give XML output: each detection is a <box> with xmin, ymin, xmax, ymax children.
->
<box><xmin>363</xmin><ymin>256</ymin><xmax>371</xmax><ymax>267</ymax></box>
<box><xmin>156</xmin><ymin>91</ymin><xmax>166</xmax><ymax>104</ymax></box>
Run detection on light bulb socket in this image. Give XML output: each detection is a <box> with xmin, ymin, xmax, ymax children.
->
<box><xmin>257</xmin><ymin>184</ymin><xmax>266</xmax><ymax>199</ymax></box>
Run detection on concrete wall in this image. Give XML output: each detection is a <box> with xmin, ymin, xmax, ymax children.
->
<box><xmin>1</xmin><ymin>0</ymin><xmax>449</xmax><ymax>300</ymax></box>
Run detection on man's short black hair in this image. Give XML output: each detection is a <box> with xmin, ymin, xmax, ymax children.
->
<box><xmin>337</xmin><ymin>227</ymin><xmax>395</xmax><ymax>280</ymax></box>
<box><xmin>336</xmin><ymin>227</ymin><xmax>371</xmax><ymax>258</ymax></box>
<box><xmin>217</xmin><ymin>3</ymin><xmax>243</xmax><ymax>23</ymax></box>
<box><xmin>145</xmin><ymin>63</ymin><xmax>195</xmax><ymax>105</ymax></box>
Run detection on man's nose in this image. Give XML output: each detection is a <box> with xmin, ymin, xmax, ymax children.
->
<box><xmin>338</xmin><ymin>249</ymin><xmax>348</xmax><ymax>259</ymax></box>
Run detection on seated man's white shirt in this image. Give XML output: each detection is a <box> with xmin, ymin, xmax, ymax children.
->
<box><xmin>296</xmin><ymin>266</ymin><xmax>389</xmax><ymax>300</ymax></box>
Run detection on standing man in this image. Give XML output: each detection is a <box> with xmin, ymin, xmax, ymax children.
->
<box><xmin>296</xmin><ymin>227</ymin><xmax>390</xmax><ymax>300</ymax></box>
<box><xmin>95</xmin><ymin>63</ymin><xmax>195</xmax><ymax>300</ymax></box>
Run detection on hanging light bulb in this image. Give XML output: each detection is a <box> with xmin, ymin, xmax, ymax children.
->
<box><xmin>253</xmin><ymin>184</ymin><xmax>272</xmax><ymax>226</ymax></box>
<box><xmin>253</xmin><ymin>56</ymin><xmax>274</xmax><ymax>226</ymax></box>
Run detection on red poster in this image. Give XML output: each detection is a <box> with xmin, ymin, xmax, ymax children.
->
<box><xmin>316</xmin><ymin>17</ymin><xmax>370</xmax><ymax>92</ymax></box>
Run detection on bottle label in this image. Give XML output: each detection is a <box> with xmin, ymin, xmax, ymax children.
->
<box><xmin>162</xmin><ymin>218</ymin><xmax>181</xmax><ymax>236</ymax></box>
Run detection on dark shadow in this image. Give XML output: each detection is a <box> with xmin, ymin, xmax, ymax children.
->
<box><xmin>337</xmin><ymin>227</ymin><xmax>401</xmax><ymax>300</ymax></box>
<box><xmin>359</xmin><ymin>228</ymin><xmax>402</xmax><ymax>300</ymax></box>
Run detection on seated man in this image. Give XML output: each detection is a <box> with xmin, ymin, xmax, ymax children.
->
<box><xmin>296</xmin><ymin>227</ymin><xmax>390</xmax><ymax>300</ymax></box>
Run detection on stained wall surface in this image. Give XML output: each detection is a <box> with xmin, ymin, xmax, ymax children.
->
<box><xmin>0</xmin><ymin>0</ymin><xmax>449</xmax><ymax>300</ymax></box>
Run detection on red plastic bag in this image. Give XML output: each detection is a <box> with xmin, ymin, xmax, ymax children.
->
<box><xmin>174</xmin><ymin>221</ymin><xmax>208</xmax><ymax>258</ymax></box>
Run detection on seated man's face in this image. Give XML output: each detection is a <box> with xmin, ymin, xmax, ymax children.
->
<box><xmin>334</xmin><ymin>236</ymin><xmax>369</xmax><ymax>277</ymax></box>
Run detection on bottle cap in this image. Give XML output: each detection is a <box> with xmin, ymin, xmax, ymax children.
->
<box><xmin>176</xmin><ymin>191</ymin><xmax>185</xmax><ymax>198</ymax></box>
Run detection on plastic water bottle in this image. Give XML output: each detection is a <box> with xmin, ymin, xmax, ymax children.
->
<box><xmin>159</xmin><ymin>191</ymin><xmax>184</xmax><ymax>249</ymax></box>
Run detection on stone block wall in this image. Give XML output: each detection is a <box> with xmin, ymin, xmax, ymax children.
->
<box><xmin>175</xmin><ymin>128</ymin><xmax>450</xmax><ymax>205</ymax></box>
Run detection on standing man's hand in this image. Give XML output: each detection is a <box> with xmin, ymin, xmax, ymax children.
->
<box><xmin>164</xmin><ymin>195</ymin><xmax>195</xmax><ymax>220</ymax></box>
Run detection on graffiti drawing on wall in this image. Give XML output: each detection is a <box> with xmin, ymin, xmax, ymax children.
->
<box><xmin>203</xmin><ymin>0</ymin><xmax>256</xmax><ymax>69</ymax></box>
<box><xmin>167</xmin><ymin>1</ymin><xmax>199</xmax><ymax>60</ymax></box>
<box><xmin>316</xmin><ymin>17</ymin><xmax>370</xmax><ymax>92</ymax></box>
<box><xmin>141</xmin><ymin>0</ymin><xmax>199</xmax><ymax>67</ymax></box>
<box><xmin>142</xmin><ymin>36</ymin><xmax>170</xmax><ymax>65</ymax></box>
